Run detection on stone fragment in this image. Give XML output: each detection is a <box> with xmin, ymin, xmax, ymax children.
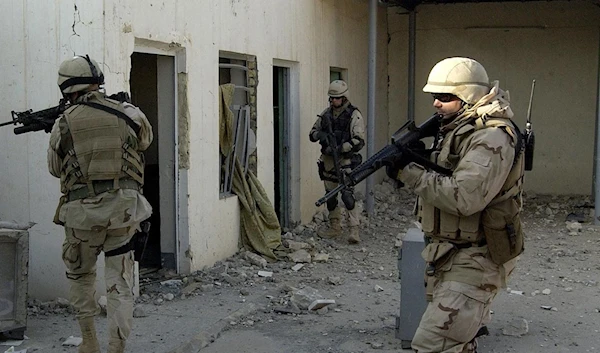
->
<box><xmin>312</xmin><ymin>253</ymin><xmax>329</xmax><ymax>262</ymax></box>
<box><xmin>283</xmin><ymin>240</ymin><xmax>310</xmax><ymax>251</ymax></box>
<box><xmin>502</xmin><ymin>319</ymin><xmax>529</xmax><ymax>337</ymax></box>
<box><xmin>244</xmin><ymin>252</ymin><xmax>268</xmax><ymax>268</ymax></box>
<box><xmin>308</xmin><ymin>299</ymin><xmax>336</xmax><ymax>311</ymax></box>
<box><xmin>288</xmin><ymin>250</ymin><xmax>312</xmax><ymax>263</ymax></box>
<box><xmin>374</xmin><ymin>285</ymin><xmax>384</xmax><ymax>292</ymax></box>
<box><xmin>133</xmin><ymin>306</ymin><xmax>147</xmax><ymax>318</ymax></box>
<box><xmin>291</xmin><ymin>264</ymin><xmax>304</xmax><ymax>272</ymax></box>
<box><xmin>258</xmin><ymin>271</ymin><xmax>273</xmax><ymax>277</ymax></box>
<box><xmin>164</xmin><ymin>293</ymin><xmax>175</xmax><ymax>301</ymax></box>
<box><xmin>542</xmin><ymin>288</ymin><xmax>551</xmax><ymax>295</ymax></box>
<box><xmin>62</xmin><ymin>336</ymin><xmax>83</xmax><ymax>347</ymax></box>
<box><xmin>291</xmin><ymin>286</ymin><xmax>323</xmax><ymax>310</ymax></box>
<box><xmin>182</xmin><ymin>282</ymin><xmax>203</xmax><ymax>295</ymax></box>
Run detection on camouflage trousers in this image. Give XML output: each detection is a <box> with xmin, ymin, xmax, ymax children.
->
<box><xmin>324</xmin><ymin>179</ymin><xmax>360</xmax><ymax>226</ymax></box>
<box><xmin>62</xmin><ymin>226</ymin><xmax>137</xmax><ymax>344</ymax></box>
<box><xmin>411</xmin><ymin>281</ymin><xmax>494</xmax><ymax>353</ymax></box>
<box><xmin>411</xmin><ymin>244</ymin><xmax>517</xmax><ymax>353</ymax></box>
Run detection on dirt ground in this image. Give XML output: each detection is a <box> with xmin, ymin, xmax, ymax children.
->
<box><xmin>8</xmin><ymin>180</ymin><xmax>600</xmax><ymax>353</ymax></box>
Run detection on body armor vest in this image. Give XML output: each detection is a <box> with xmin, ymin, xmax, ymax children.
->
<box><xmin>418</xmin><ymin>117</ymin><xmax>525</xmax><ymax>264</ymax></box>
<box><xmin>321</xmin><ymin>105</ymin><xmax>357</xmax><ymax>159</ymax></box>
<box><xmin>58</xmin><ymin>92</ymin><xmax>145</xmax><ymax>197</ymax></box>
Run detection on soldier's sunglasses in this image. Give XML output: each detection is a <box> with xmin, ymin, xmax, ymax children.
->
<box><xmin>432</xmin><ymin>93</ymin><xmax>458</xmax><ymax>103</ymax></box>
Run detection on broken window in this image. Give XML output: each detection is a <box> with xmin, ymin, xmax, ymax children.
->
<box><xmin>218</xmin><ymin>54</ymin><xmax>258</xmax><ymax>197</ymax></box>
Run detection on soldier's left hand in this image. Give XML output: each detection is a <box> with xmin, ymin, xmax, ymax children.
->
<box><xmin>338</xmin><ymin>142</ymin><xmax>353</xmax><ymax>153</ymax></box>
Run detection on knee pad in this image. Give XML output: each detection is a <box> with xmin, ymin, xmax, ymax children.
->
<box><xmin>326</xmin><ymin>196</ymin><xmax>338</xmax><ymax>212</ymax></box>
<box><xmin>341</xmin><ymin>190</ymin><xmax>355</xmax><ymax>210</ymax></box>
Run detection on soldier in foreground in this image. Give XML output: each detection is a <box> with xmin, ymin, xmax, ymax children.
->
<box><xmin>47</xmin><ymin>55</ymin><xmax>153</xmax><ymax>353</ymax></box>
<box><xmin>386</xmin><ymin>57</ymin><xmax>525</xmax><ymax>352</ymax></box>
<box><xmin>309</xmin><ymin>80</ymin><xmax>365</xmax><ymax>243</ymax></box>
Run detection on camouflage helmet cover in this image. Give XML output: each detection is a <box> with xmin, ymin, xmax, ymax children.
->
<box><xmin>423</xmin><ymin>57</ymin><xmax>489</xmax><ymax>104</ymax></box>
<box><xmin>57</xmin><ymin>55</ymin><xmax>104</xmax><ymax>94</ymax></box>
<box><xmin>328</xmin><ymin>80</ymin><xmax>349</xmax><ymax>98</ymax></box>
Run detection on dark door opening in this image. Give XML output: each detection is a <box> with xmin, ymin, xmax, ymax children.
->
<box><xmin>130</xmin><ymin>52</ymin><xmax>177</xmax><ymax>271</ymax></box>
<box><xmin>273</xmin><ymin>66</ymin><xmax>290</xmax><ymax>230</ymax></box>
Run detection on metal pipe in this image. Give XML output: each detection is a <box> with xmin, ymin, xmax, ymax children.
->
<box><xmin>595</xmin><ymin>28</ymin><xmax>600</xmax><ymax>225</ymax></box>
<box><xmin>408</xmin><ymin>9</ymin><xmax>416</xmax><ymax>122</ymax></box>
<box><xmin>366</xmin><ymin>0</ymin><xmax>378</xmax><ymax>216</ymax></box>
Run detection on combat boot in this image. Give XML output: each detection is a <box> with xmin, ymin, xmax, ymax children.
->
<box><xmin>348</xmin><ymin>226</ymin><xmax>360</xmax><ymax>244</ymax></box>
<box><xmin>107</xmin><ymin>339</ymin><xmax>126</xmax><ymax>353</ymax></box>
<box><xmin>318</xmin><ymin>218</ymin><xmax>342</xmax><ymax>238</ymax></box>
<box><xmin>78</xmin><ymin>317</ymin><xmax>100</xmax><ymax>353</ymax></box>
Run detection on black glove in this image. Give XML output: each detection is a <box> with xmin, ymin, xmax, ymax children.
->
<box><xmin>406</xmin><ymin>140</ymin><xmax>429</xmax><ymax>158</ymax></box>
<box><xmin>317</xmin><ymin>131</ymin><xmax>330</xmax><ymax>147</ymax></box>
<box><xmin>384</xmin><ymin>153</ymin><xmax>411</xmax><ymax>180</ymax></box>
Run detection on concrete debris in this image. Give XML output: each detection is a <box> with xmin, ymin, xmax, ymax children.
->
<box><xmin>160</xmin><ymin>279</ymin><xmax>183</xmax><ymax>287</ymax></box>
<box><xmin>133</xmin><ymin>306</ymin><xmax>147</xmax><ymax>318</ymax></box>
<box><xmin>273</xmin><ymin>302</ymin><xmax>302</xmax><ymax>315</ymax></box>
<box><xmin>374</xmin><ymin>285</ymin><xmax>384</xmax><ymax>292</ymax></box>
<box><xmin>182</xmin><ymin>282</ymin><xmax>204</xmax><ymax>295</ymax></box>
<box><xmin>61</xmin><ymin>336</ymin><xmax>82</xmax><ymax>346</ymax></box>
<box><xmin>328</xmin><ymin>276</ymin><xmax>343</xmax><ymax>285</ymax></box>
<box><xmin>370</xmin><ymin>342</ymin><xmax>384</xmax><ymax>349</ymax></box>
<box><xmin>56</xmin><ymin>297</ymin><xmax>71</xmax><ymax>308</ymax></box>
<box><xmin>502</xmin><ymin>318</ymin><xmax>529</xmax><ymax>337</ymax></box>
<box><xmin>283</xmin><ymin>239</ymin><xmax>310</xmax><ymax>251</ymax></box>
<box><xmin>291</xmin><ymin>264</ymin><xmax>304</xmax><ymax>272</ymax></box>
<box><xmin>542</xmin><ymin>288</ymin><xmax>551</xmax><ymax>295</ymax></box>
<box><xmin>308</xmin><ymin>299</ymin><xmax>336</xmax><ymax>311</ymax></box>
<box><xmin>164</xmin><ymin>293</ymin><xmax>175</xmax><ymax>301</ymax></box>
<box><xmin>257</xmin><ymin>271</ymin><xmax>273</xmax><ymax>277</ymax></box>
<box><xmin>291</xmin><ymin>286</ymin><xmax>323</xmax><ymax>310</ymax></box>
<box><xmin>312</xmin><ymin>253</ymin><xmax>329</xmax><ymax>262</ymax></box>
<box><xmin>244</xmin><ymin>251</ymin><xmax>268</xmax><ymax>268</ymax></box>
<box><xmin>288</xmin><ymin>249</ymin><xmax>312</xmax><ymax>263</ymax></box>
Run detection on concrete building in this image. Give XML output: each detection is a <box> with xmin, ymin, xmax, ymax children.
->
<box><xmin>0</xmin><ymin>0</ymin><xmax>598</xmax><ymax>300</ymax></box>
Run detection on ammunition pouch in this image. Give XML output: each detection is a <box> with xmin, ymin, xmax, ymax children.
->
<box><xmin>67</xmin><ymin>178</ymin><xmax>140</xmax><ymax>201</ymax></box>
<box><xmin>482</xmin><ymin>198</ymin><xmax>524</xmax><ymax>265</ymax></box>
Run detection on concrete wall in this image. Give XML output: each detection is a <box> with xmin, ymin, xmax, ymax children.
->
<box><xmin>0</xmin><ymin>0</ymin><xmax>389</xmax><ymax>299</ymax></box>
<box><xmin>387</xmin><ymin>2</ymin><xmax>600</xmax><ymax>195</ymax></box>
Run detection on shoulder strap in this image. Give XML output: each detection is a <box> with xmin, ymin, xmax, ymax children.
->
<box><xmin>75</xmin><ymin>102</ymin><xmax>141</xmax><ymax>135</ymax></box>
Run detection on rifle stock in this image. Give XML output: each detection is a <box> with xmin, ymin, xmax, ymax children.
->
<box><xmin>315</xmin><ymin>113</ymin><xmax>450</xmax><ymax>207</ymax></box>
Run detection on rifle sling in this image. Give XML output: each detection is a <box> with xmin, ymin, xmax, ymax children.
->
<box><xmin>75</xmin><ymin>102</ymin><xmax>141</xmax><ymax>135</ymax></box>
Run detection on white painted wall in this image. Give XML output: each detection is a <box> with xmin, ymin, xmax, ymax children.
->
<box><xmin>0</xmin><ymin>0</ymin><xmax>388</xmax><ymax>299</ymax></box>
<box><xmin>387</xmin><ymin>2</ymin><xmax>600</xmax><ymax>195</ymax></box>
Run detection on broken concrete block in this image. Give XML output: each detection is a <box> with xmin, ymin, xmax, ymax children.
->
<box><xmin>312</xmin><ymin>253</ymin><xmax>329</xmax><ymax>262</ymax></box>
<box><xmin>244</xmin><ymin>252</ymin><xmax>268</xmax><ymax>268</ymax></box>
<box><xmin>502</xmin><ymin>319</ymin><xmax>529</xmax><ymax>337</ymax></box>
<box><xmin>288</xmin><ymin>250</ymin><xmax>311</xmax><ymax>263</ymax></box>
<box><xmin>283</xmin><ymin>240</ymin><xmax>310</xmax><ymax>251</ymax></box>
<box><xmin>291</xmin><ymin>264</ymin><xmax>304</xmax><ymax>272</ymax></box>
<box><xmin>257</xmin><ymin>270</ymin><xmax>273</xmax><ymax>277</ymax></box>
<box><xmin>62</xmin><ymin>336</ymin><xmax>83</xmax><ymax>346</ymax></box>
<box><xmin>308</xmin><ymin>299</ymin><xmax>336</xmax><ymax>311</ymax></box>
<box><xmin>291</xmin><ymin>286</ymin><xmax>322</xmax><ymax>310</ymax></box>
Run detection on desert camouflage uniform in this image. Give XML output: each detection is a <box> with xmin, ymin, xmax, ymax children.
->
<box><xmin>310</xmin><ymin>101</ymin><xmax>365</xmax><ymax>229</ymax></box>
<box><xmin>48</xmin><ymin>91</ymin><xmax>153</xmax><ymax>352</ymax></box>
<box><xmin>399</xmin><ymin>83</ymin><xmax>524</xmax><ymax>353</ymax></box>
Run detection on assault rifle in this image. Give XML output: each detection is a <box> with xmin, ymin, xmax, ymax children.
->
<box><xmin>315</xmin><ymin>113</ymin><xmax>452</xmax><ymax>207</ymax></box>
<box><xmin>320</xmin><ymin>112</ymin><xmax>346</xmax><ymax>185</ymax></box>
<box><xmin>1</xmin><ymin>91</ymin><xmax>131</xmax><ymax>135</ymax></box>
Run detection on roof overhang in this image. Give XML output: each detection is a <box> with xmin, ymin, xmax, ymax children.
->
<box><xmin>379</xmin><ymin>0</ymin><xmax>596</xmax><ymax>11</ymax></box>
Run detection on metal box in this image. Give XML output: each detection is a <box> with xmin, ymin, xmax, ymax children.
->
<box><xmin>0</xmin><ymin>229</ymin><xmax>28</xmax><ymax>339</ymax></box>
<box><xmin>395</xmin><ymin>228</ymin><xmax>428</xmax><ymax>349</ymax></box>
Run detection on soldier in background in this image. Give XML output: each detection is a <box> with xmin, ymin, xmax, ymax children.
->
<box><xmin>309</xmin><ymin>80</ymin><xmax>365</xmax><ymax>244</ymax></box>
<box><xmin>47</xmin><ymin>55</ymin><xmax>153</xmax><ymax>353</ymax></box>
<box><xmin>386</xmin><ymin>57</ymin><xmax>525</xmax><ymax>352</ymax></box>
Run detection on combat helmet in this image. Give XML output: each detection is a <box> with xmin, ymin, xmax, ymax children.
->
<box><xmin>57</xmin><ymin>55</ymin><xmax>104</xmax><ymax>94</ymax></box>
<box><xmin>328</xmin><ymin>80</ymin><xmax>349</xmax><ymax>98</ymax></box>
<box><xmin>423</xmin><ymin>57</ymin><xmax>489</xmax><ymax>104</ymax></box>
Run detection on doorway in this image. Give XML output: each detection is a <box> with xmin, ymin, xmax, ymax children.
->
<box><xmin>130</xmin><ymin>52</ymin><xmax>177</xmax><ymax>271</ymax></box>
<box><xmin>273</xmin><ymin>66</ymin><xmax>291</xmax><ymax>230</ymax></box>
